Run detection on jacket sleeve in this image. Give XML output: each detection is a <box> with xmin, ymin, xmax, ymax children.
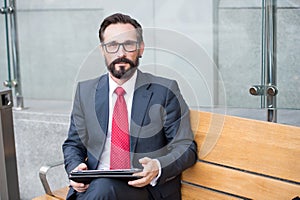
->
<box><xmin>62</xmin><ymin>83</ymin><xmax>88</xmax><ymax>174</ymax></box>
<box><xmin>156</xmin><ymin>80</ymin><xmax>198</xmax><ymax>185</ymax></box>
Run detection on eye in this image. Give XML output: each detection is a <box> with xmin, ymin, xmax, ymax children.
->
<box><xmin>124</xmin><ymin>41</ymin><xmax>136</xmax><ymax>46</ymax></box>
<box><xmin>106</xmin><ymin>42</ymin><xmax>118</xmax><ymax>48</ymax></box>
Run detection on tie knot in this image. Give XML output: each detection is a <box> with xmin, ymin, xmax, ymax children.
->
<box><xmin>114</xmin><ymin>87</ymin><xmax>126</xmax><ymax>96</ymax></box>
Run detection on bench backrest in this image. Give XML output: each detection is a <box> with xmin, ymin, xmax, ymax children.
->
<box><xmin>182</xmin><ymin>110</ymin><xmax>300</xmax><ymax>199</ymax></box>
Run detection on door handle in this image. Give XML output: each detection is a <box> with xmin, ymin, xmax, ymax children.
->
<box><xmin>249</xmin><ymin>85</ymin><xmax>264</xmax><ymax>96</ymax></box>
<box><xmin>249</xmin><ymin>85</ymin><xmax>278</xmax><ymax>96</ymax></box>
<box><xmin>266</xmin><ymin>85</ymin><xmax>278</xmax><ymax>96</ymax></box>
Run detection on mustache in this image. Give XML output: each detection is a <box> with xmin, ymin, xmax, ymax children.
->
<box><xmin>111</xmin><ymin>57</ymin><xmax>135</xmax><ymax>66</ymax></box>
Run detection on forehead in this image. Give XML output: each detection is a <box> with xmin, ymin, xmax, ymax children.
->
<box><xmin>103</xmin><ymin>23</ymin><xmax>138</xmax><ymax>42</ymax></box>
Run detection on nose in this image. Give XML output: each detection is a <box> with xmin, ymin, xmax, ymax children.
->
<box><xmin>117</xmin><ymin>44</ymin><xmax>126</xmax><ymax>58</ymax></box>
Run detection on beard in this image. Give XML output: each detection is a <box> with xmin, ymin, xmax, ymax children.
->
<box><xmin>106</xmin><ymin>57</ymin><xmax>139</xmax><ymax>79</ymax></box>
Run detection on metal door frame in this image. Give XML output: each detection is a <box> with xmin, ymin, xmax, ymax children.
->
<box><xmin>1</xmin><ymin>0</ymin><xmax>24</xmax><ymax>110</ymax></box>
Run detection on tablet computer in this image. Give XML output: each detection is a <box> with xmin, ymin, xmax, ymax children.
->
<box><xmin>69</xmin><ymin>168</ymin><xmax>143</xmax><ymax>184</ymax></box>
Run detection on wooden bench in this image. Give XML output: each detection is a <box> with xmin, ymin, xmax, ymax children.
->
<box><xmin>34</xmin><ymin>110</ymin><xmax>300</xmax><ymax>200</ymax></box>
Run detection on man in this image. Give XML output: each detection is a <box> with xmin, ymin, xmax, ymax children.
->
<box><xmin>63</xmin><ymin>13</ymin><xmax>197</xmax><ymax>200</ymax></box>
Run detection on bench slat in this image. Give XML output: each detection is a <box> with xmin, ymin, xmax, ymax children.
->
<box><xmin>190</xmin><ymin>111</ymin><xmax>300</xmax><ymax>183</ymax></box>
<box><xmin>181</xmin><ymin>183</ymin><xmax>241</xmax><ymax>200</ymax></box>
<box><xmin>33</xmin><ymin>187</ymin><xmax>68</xmax><ymax>200</ymax></box>
<box><xmin>182</xmin><ymin>161</ymin><xmax>300</xmax><ymax>200</ymax></box>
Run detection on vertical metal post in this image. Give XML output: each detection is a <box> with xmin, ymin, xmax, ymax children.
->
<box><xmin>9</xmin><ymin>0</ymin><xmax>24</xmax><ymax>110</ymax></box>
<box><xmin>0</xmin><ymin>90</ymin><xmax>20</xmax><ymax>200</ymax></box>
<box><xmin>1</xmin><ymin>0</ymin><xmax>24</xmax><ymax>110</ymax></box>
<box><xmin>263</xmin><ymin>0</ymin><xmax>277</xmax><ymax>122</ymax></box>
<box><xmin>213</xmin><ymin>0</ymin><xmax>220</xmax><ymax>106</ymax></box>
<box><xmin>2</xmin><ymin>0</ymin><xmax>12</xmax><ymax>87</ymax></box>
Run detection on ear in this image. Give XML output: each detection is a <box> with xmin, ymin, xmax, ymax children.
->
<box><xmin>138</xmin><ymin>41</ymin><xmax>145</xmax><ymax>57</ymax></box>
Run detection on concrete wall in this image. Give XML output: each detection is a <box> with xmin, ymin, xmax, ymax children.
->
<box><xmin>2</xmin><ymin>0</ymin><xmax>215</xmax><ymax>108</ymax></box>
<box><xmin>1</xmin><ymin>0</ymin><xmax>299</xmax><ymax>109</ymax></box>
<box><xmin>13</xmin><ymin>100</ymin><xmax>71</xmax><ymax>199</ymax></box>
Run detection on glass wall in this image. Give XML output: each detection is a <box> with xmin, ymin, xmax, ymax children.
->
<box><xmin>215</xmin><ymin>0</ymin><xmax>300</xmax><ymax>124</ymax></box>
<box><xmin>217</xmin><ymin>0</ymin><xmax>262</xmax><ymax>108</ymax></box>
<box><xmin>276</xmin><ymin>1</ymin><xmax>300</xmax><ymax>109</ymax></box>
<box><xmin>14</xmin><ymin>1</ymin><xmax>104</xmax><ymax>100</ymax></box>
<box><xmin>1</xmin><ymin>0</ymin><xmax>299</xmax><ymax>124</ymax></box>
<box><xmin>0</xmin><ymin>8</ymin><xmax>8</xmax><ymax>91</ymax></box>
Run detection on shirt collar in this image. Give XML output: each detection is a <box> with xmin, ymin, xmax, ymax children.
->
<box><xmin>108</xmin><ymin>70</ymin><xmax>137</xmax><ymax>96</ymax></box>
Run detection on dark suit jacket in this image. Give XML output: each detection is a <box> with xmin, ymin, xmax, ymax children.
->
<box><xmin>62</xmin><ymin>70</ymin><xmax>197</xmax><ymax>199</ymax></box>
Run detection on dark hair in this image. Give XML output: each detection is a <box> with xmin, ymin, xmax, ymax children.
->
<box><xmin>99</xmin><ymin>13</ymin><xmax>143</xmax><ymax>43</ymax></box>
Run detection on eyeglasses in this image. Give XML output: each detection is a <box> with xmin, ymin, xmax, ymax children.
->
<box><xmin>102</xmin><ymin>41</ymin><xmax>139</xmax><ymax>54</ymax></box>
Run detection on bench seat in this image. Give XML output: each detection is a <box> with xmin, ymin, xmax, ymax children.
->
<box><xmin>34</xmin><ymin>110</ymin><xmax>300</xmax><ymax>200</ymax></box>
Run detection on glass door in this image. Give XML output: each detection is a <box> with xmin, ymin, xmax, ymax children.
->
<box><xmin>216</xmin><ymin>0</ymin><xmax>263</xmax><ymax>111</ymax></box>
<box><xmin>276</xmin><ymin>0</ymin><xmax>300</xmax><ymax>109</ymax></box>
<box><xmin>0</xmin><ymin>0</ymin><xmax>23</xmax><ymax>108</ymax></box>
<box><xmin>0</xmin><ymin>0</ymin><xmax>10</xmax><ymax>91</ymax></box>
<box><xmin>215</xmin><ymin>0</ymin><xmax>300</xmax><ymax>126</ymax></box>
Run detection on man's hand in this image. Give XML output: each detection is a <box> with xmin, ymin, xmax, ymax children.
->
<box><xmin>69</xmin><ymin>163</ymin><xmax>90</xmax><ymax>193</ymax></box>
<box><xmin>128</xmin><ymin>157</ymin><xmax>159</xmax><ymax>187</ymax></box>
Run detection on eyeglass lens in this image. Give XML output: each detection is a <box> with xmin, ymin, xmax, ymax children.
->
<box><xmin>104</xmin><ymin>41</ymin><xmax>138</xmax><ymax>53</ymax></box>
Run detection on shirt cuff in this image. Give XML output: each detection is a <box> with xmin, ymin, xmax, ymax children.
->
<box><xmin>150</xmin><ymin>159</ymin><xmax>161</xmax><ymax>186</ymax></box>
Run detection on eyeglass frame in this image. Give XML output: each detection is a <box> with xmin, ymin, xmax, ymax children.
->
<box><xmin>101</xmin><ymin>40</ymin><xmax>140</xmax><ymax>54</ymax></box>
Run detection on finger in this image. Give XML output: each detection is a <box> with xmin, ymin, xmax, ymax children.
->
<box><xmin>128</xmin><ymin>176</ymin><xmax>149</xmax><ymax>187</ymax></box>
<box><xmin>74</xmin><ymin>186</ymin><xmax>86</xmax><ymax>193</ymax></box>
<box><xmin>71</xmin><ymin>180</ymin><xmax>89</xmax><ymax>192</ymax></box>
<box><xmin>75</xmin><ymin>186</ymin><xmax>88</xmax><ymax>193</ymax></box>
<box><xmin>70</xmin><ymin>180</ymin><xmax>89</xmax><ymax>189</ymax></box>
<box><xmin>129</xmin><ymin>171</ymin><xmax>158</xmax><ymax>187</ymax></box>
<box><xmin>132</xmin><ymin>169</ymin><xmax>148</xmax><ymax>177</ymax></box>
<box><xmin>78</xmin><ymin>184</ymin><xmax>89</xmax><ymax>192</ymax></box>
<box><xmin>70</xmin><ymin>180</ymin><xmax>84</xmax><ymax>187</ymax></box>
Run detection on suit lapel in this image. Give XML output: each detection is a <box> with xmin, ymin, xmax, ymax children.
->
<box><xmin>95</xmin><ymin>74</ymin><xmax>109</xmax><ymax>136</ymax></box>
<box><xmin>130</xmin><ymin>71</ymin><xmax>153</xmax><ymax>152</ymax></box>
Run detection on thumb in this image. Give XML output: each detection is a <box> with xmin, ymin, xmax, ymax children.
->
<box><xmin>77</xmin><ymin>163</ymin><xmax>88</xmax><ymax>171</ymax></box>
<box><xmin>139</xmin><ymin>157</ymin><xmax>151</xmax><ymax>165</ymax></box>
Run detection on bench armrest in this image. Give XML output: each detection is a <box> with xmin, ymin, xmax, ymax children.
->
<box><xmin>39</xmin><ymin>160</ymin><xmax>64</xmax><ymax>196</ymax></box>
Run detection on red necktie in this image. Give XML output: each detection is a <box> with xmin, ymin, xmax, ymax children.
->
<box><xmin>110</xmin><ymin>87</ymin><xmax>130</xmax><ymax>169</ymax></box>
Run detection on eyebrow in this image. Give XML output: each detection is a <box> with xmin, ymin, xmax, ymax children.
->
<box><xmin>104</xmin><ymin>39</ymin><xmax>137</xmax><ymax>44</ymax></box>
